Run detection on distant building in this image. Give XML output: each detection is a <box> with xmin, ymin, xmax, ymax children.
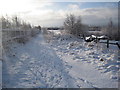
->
<box><xmin>88</xmin><ymin>26</ymin><xmax>102</xmax><ymax>36</ymax></box>
<box><xmin>89</xmin><ymin>26</ymin><xmax>101</xmax><ymax>31</ymax></box>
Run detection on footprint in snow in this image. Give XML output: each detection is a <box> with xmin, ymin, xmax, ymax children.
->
<box><xmin>20</xmin><ymin>53</ymin><xmax>30</xmax><ymax>61</ymax></box>
<box><xmin>77</xmin><ymin>85</ymin><xmax>81</xmax><ymax>88</ymax></box>
<box><xmin>110</xmin><ymin>75</ymin><xmax>118</xmax><ymax>80</ymax></box>
<box><xmin>69</xmin><ymin>52</ymin><xmax>75</xmax><ymax>55</ymax></box>
<box><xmin>86</xmin><ymin>61</ymin><xmax>91</xmax><ymax>63</ymax></box>
<box><xmin>81</xmin><ymin>59</ymin><xmax>87</xmax><ymax>61</ymax></box>
<box><xmin>101</xmin><ymin>65</ymin><xmax>119</xmax><ymax>74</ymax></box>
<box><xmin>65</xmin><ymin>63</ymin><xmax>72</xmax><ymax>69</ymax></box>
<box><xmin>78</xmin><ymin>78</ymin><xmax>98</xmax><ymax>88</ymax></box>
<box><xmin>73</xmin><ymin>56</ymin><xmax>84</xmax><ymax>62</ymax></box>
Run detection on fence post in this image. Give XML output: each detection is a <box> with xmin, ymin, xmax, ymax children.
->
<box><xmin>107</xmin><ymin>39</ymin><xmax>109</xmax><ymax>48</ymax></box>
<box><xmin>116</xmin><ymin>42</ymin><xmax>120</xmax><ymax>49</ymax></box>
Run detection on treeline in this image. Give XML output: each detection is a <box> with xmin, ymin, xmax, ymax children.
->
<box><xmin>104</xmin><ymin>19</ymin><xmax>119</xmax><ymax>40</ymax></box>
<box><xmin>64</xmin><ymin>14</ymin><xmax>88</xmax><ymax>37</ymax></box>
<box><xmin>64</xmin><ymin>14</ymin><xmax>119</xmax><ymax>41</ymax></box>
<box><xmin>1</xmin><ymin>16</ymin><xmax>32</xmax><ymax>29</ymax></box>
<box><xmin>0</xmin><ymin>15</ymin><xmax>41</xmax><ymax>49</ymax></box>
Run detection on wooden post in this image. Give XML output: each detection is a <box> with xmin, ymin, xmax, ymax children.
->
<box><xmin>107</xmin><ymin>39</ymin><xmax>109</xmax><ymax>48</ymax></box>
<box><xmin>116</xmin><ymin>42</ymin><xmax>120</xmax><ymax>49</ymax></box>
<box><xmin>83</xmin><ymin>34</ymin><xmax>85</xmax><ymax>41</ymax></box>
<box><xmin>95</xmin><ymin>36</ymin><xmax>98</xmax><ymax>43</ymax></box>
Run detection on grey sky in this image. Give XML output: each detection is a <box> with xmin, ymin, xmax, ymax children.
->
<box><xmin>0</xmin><ymin>0</ymin><xmax>118</xmax><ymax>27</ymax></box>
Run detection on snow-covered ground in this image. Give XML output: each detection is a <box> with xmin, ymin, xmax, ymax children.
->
<box><xmin>0</xmin><ymin>63</ymin><xmax>1</xmax><ymax>89</ymax></box>
<box><xmin>2</xmin><ymin>30</ymin><xmax>120</xmax><ymax>88</ymax></box>
<box><xmin>0</xmin><ymin>28</ymin><xmax>2</xmax><ymax>89</ymax></box>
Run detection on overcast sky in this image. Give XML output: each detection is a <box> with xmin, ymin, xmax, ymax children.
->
<box><xmin>0</xmin><ymin>0</ymin><xmax>118</xmax><ymax>27</ymax></box>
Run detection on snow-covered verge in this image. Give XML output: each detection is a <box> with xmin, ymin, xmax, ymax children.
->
<box><xmin>2</xmin><ymin>30</ymin><xmax>120</xmax><ymax>88</ymax></box>
<box><xmin>48</xmin><ymin>30</ymin><xmax>120</xmax><ymax>88</ymax></box>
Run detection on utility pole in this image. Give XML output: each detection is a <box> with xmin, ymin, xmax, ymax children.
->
<box><xmin>107</xmin><ymin>38</ymin><xmax>109</xmax><ymax>48</ymax></box>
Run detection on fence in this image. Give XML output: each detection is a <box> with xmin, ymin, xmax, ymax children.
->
<box><xmin>2</xmin><ymin>28</ymin><xmax>40</xmax><ymax>42</ymax></box>
<box><xmin>99</xmin><ymin>39</ymin><xmax>120</xmax><ymax>49</ymax></box>
<box><xmin>1</xmin><ymin>28</ymin><xmax>40</xmax><ymax>52</ymax></box>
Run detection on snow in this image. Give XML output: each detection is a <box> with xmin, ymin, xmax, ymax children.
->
<box><xmin>49</xmin><ymin>30</ymin><xmax>61</xmax><ymax>35</ymax></box>
<box><xmin>85</xmin><ymin>37</ymin><xmax>90</xmax><ymax>40</ymax></box>
<box><xmin>98</xmin><ymin>35</ymin><xmax>108</xmax><ymax>39</ymax></box>
<box><xmin>91</xmin><ymin>35</ymin><xmax>97</xmax><ymax>38</ymax></box>
<box><xmin>2</xmin><ymin>30</ymin><xmax>119</xmax><ymax>88</ymax></box>
<box><xmin>100</xmin><ymin>40</ymin><xmax>118</xmax><ymax>43</ymax></box>
<box><xmin>0</xmin><ymin>27</ymin><xmax>2</xmax><ymax>89</ymax></box>
<box><xmin>0</xmin><ymin>63</ymin><xmax>1</xmax><ymax>87</ymax></box>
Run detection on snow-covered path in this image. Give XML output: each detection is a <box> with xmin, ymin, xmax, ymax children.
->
<box><xmin>2</xmin><ymin>31</ymin><xmax>119</xmax><ymax>88</ymax></box>
<box><xmin>2</xmin><ymin>33</ymin><xmax>77</xmax><ymax>88</ymax></box>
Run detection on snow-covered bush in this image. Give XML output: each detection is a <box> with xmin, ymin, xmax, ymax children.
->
<box><xmin>102</xmin><ymin>18</ymin><xmax>119</xmax><ymax>40</ymax></box>
<box><xmin>0</xmin><ymin>16</ymin><xmax>40</xmax><ymax>50</ymax></box>
<box><xmin>64</xmin><ymin>14</ymin><xmax>88</xmax><ymax>37</ymax></box>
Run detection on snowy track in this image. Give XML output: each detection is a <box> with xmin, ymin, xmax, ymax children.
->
<box><xmin>2</xmin><ymin>31</ymin><xmax>119</xmax><ymax>88</ymax></box>
<box><xmin>2</xmin><ymin>33</ymin><xmax>77</xmax><ymax>88</ymax></box>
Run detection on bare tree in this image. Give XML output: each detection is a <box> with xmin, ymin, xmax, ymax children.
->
<box><xmin>64</xmin><ymin>14</ymin><xmax>84</xmax><ymax>37</ymax></box>
<box><xmin>105</xmin><ymin>18</ymin><xmax>120</xmax><ymax>40</ymax></box>
<box><xmin>64</xmin><ymin>14</ymin><xmax>76</xmax><ymax>34</ymax></box>
<box><xmin>74</xmin><ymin>16</ymin><xmax>82</xmax><ymax>36</ymax></box>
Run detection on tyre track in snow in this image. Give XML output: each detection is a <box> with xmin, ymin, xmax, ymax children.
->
<box><xmin>2</xmin><ymin>32</ymin><xmax>77</xmax><ymax>88</ymax></box>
